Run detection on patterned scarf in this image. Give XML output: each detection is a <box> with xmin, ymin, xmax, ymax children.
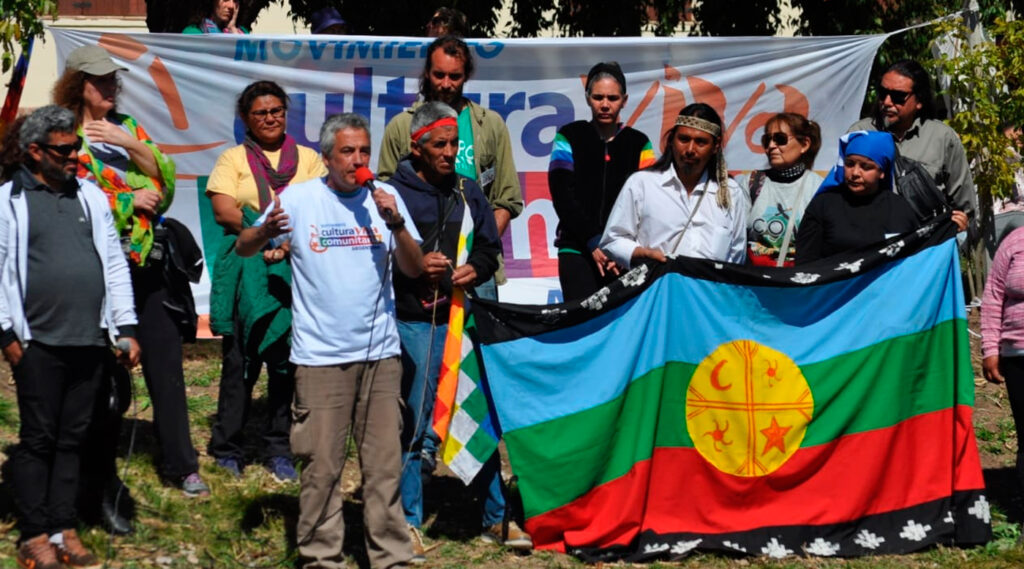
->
<box><xmin>244</xmin><ymin>133</ymin><xmax>299</xmax><ymax>210</ymax></box>
<box><xmin>77</xmin><ymin>116</ymin><xmax>166</xmax><ymax>265</ymax></box>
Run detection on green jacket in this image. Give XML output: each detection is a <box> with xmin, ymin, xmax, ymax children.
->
<box><xmin>209</xmin><ymin>208</ymin><xmax>291</xmax><ymax>355</ymax></box>
<box><xmin>378</xmin><ymin>99</ymin><xmax>523</xmax><ymax>283</ymax></box>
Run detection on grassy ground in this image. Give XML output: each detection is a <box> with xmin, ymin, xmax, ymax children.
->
<box><xmin>1</xmin><ymin>313</ymin><xmax>1024</xmax><ymax>568</ymax></box>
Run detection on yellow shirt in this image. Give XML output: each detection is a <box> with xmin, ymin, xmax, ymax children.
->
<box><xmin>206</xmin><ymin>144</ymin><xmax>326</xmax><ymax>210</ymax></box>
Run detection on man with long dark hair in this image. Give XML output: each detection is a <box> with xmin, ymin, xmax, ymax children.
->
<box><xmin>849</xmin><ymin>59</ymin><xmax>975</xmax><ymax>231</ymax></box>
<box><xmin>601</xmin><ymin>103</ymin><xmax>747</xmax><ymax>266</ymax></box>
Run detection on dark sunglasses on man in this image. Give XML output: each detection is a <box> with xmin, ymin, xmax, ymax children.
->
<box><xmin>38</xmin><ymin>137</ymin><xmax>84</xmax><ymax>158</ymax></box>
<box><xmin>877</xmin><ymin>87</ymin><xmax>913</xmax><ymax>105</ymax></box>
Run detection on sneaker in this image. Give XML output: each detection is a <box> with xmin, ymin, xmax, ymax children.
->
<box><xmin>54</xmin><ymin>529</ymin><xmax>101</xmax><ymax>569</ymax></box>
<box><xmin>480</xmin><ymin>520</ymin><xmax>533</xmax><ymax>550</ymax></box>
<box><xmin>407</xmin><ymin>524</ymin><xmax>427</xmax><ymax>565</ymax></box>
<box><xmin>215</xmin><ymin>457</ymin><xmax>243</xmax><ymax>478</ymax></box>
<box><xmin>17</xmin><ymin>533</ymin><xmax>62</xmax><ymax>569</ymax></box>
<box><xmin>267</xmin><ymin>456</ymin><xmax>297</xmax><ymax>483</ymax></box>
<box><xmin>180</xmin><ymin>472</ymin><xmax>210</xmax><ymax>497</ymax></box>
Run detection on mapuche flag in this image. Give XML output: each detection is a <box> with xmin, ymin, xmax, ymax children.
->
<box><xmin>474</xmin><ymin>221</ymin><xmax>990</xmax><ymax>560</ymax></box>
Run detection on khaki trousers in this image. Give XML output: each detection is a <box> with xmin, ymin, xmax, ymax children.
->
<box><xmin>292</xmin><ymin>357</ymin><xmax>412</xmax><ymax>569</ymax></box>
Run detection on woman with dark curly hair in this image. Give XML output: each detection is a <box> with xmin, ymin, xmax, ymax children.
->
<box><xmin>205</xmin><ymin>80</ymin><xmax>325</xmax><ymax>482</ymax></box>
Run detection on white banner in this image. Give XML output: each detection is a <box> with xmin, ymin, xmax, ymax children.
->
<box><xmin>50</xmin><ymin>30</ymin><xmax>886</xmax><ymax>311</ymax></box>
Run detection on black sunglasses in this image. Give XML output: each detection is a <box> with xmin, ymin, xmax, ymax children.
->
<box><xmin>761</xmin><ymin>132</ymin><xmax>794</xmax><ymax>148</ymax></box>
<box><xmin>877</xmin><ymin>87</ymin><xmax>913</xmax><ymax>105</ymax></box>
<box><xmin>38</xmin><ymin>137</ymin><xmax>83</xmax><ymax>158</ymax></box>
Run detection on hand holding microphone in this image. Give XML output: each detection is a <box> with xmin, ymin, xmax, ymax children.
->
<box><xmin>356</xmin><ymin>167</ymin><xmax>405</xmax><ymax>230</ymax></box>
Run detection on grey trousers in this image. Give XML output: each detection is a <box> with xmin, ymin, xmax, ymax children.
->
<box><xmin>292</xmin><ymin>357</ymin><xmax>412</xmax><ymax>569</ymax></box>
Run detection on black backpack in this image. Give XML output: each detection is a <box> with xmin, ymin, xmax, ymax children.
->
<box><xmin>892</xmin><ymin>146</ymin><xmax>951</xmax><ymax>223</ymax></box>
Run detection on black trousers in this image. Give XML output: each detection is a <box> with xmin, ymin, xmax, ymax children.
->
<box><xmin>1002</xmin><ymin>356</ymin><xmax>1024</xmax><ymax>493</ymax></box>
<box><xmin>207</xmin><ymin>316</ymin><xmax>293</xmax><ymax>463</ymax></box>
<box><xmin>131</xmin><ymin>263</ymin><xmax>199</xmax><ymax>479</ymax></box>
<box><xmin>11</xmin><ymin>342</ymin><xmax>105</xmax><ymax>539</ymax></box>
<box><xmin>558</xmin><ymin>251</ymin><xmax>617</xmax><ymax>302</ymax></box>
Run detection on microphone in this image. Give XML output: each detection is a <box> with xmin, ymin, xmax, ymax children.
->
<box><xmin>355</xmin><ymin>167</ymin><xmax>394</xmax><ymax>221</ymax></box>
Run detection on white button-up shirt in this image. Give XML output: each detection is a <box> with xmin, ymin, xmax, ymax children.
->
<box><xmin>600</xmin><ymin>167</ymin><xmax>748</xmax><ymax>267</ymax></box>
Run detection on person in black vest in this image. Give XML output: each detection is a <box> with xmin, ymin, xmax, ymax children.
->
<box><xmin>548</xmin><ymin>62</ymin><xmax>656</xmax><ymax>300</ymax></box>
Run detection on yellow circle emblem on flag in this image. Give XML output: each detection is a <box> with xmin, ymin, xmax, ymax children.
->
<box><xmin>685</xmin><ymin>340</ymin><xmax>813</xmax><ymax>477</ymax></box>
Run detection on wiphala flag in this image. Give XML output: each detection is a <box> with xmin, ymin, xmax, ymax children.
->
<box><xmin>472</xmin><ymin>221</ymin><xmax>990</xmax><ymax>560</ymax></box>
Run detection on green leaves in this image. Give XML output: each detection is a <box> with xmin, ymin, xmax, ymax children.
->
<box><xmin>0</xmin><ymin>0</ymin><xmax>56</xmax><ymax>75</ymax></box>
<box><xmin>932</xmin><ymin>16</ymin><xmax>1024</xmax><ymax>204</ymax></box>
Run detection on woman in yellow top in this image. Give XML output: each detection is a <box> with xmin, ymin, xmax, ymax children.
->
<box><xmin>206</xmin><ymin>80</ymin><xmax>325</xmax><ymax>481</ymax></box>
<box><xmin>53</xmin><ymin>45</ymin><xmax>209</xmax><ymax>508</ymax></box>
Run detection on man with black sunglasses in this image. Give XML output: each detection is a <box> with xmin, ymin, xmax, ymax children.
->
<box><xmin>2</xmin><ymin>105</ymin><xmax>140</xmax><ymax>569</ymax></box>
<box><xmin>849</xmin><ymin>59</ymin><xmax>976</xmax><ymax>232</ymax></box>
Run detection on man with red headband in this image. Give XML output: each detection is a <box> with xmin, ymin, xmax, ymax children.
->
<box><xmin>378</xmin><ymin>35</ymin><xmax>522</xmax><ymax>302</ymax></box>
<box><xmin>386</xmin><ymin>102</ymin><xmax>522</xmax><ymax>561</ymax></box>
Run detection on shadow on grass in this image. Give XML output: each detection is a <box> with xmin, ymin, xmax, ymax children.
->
<box><xmin>985</xmin><ymin>466</ymin><xmax>1023</xmax><ymax>523</ymax></box>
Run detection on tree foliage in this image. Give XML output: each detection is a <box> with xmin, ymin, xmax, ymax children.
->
<box><xmin>0</xmin><ymin>0</ymin><xmax>57</xmax><ymax>75</ymax></box>
<box><xmin>933</xmin><ymin>17</ymin><xmax>1024</xmax><ymax>206</ymax></box>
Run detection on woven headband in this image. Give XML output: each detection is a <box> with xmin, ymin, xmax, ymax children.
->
<box><xmin>411</xmin><ymin>117</ymin><xmax>458</xmax><ymax>143</ymax></box>
<box><xmin>675</xmin><ymin>115</ymin><xmax>721</xmax><ymax>138</ymax></box>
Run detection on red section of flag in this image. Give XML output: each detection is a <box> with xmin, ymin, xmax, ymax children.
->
<box><xmin>525</xmin><ymin>405</ymin><xmax>984</xmax><ymax>551</ymax></box>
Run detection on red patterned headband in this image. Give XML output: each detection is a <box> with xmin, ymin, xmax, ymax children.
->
<box><xmin>411</xmin><ymin>117</ymin><xmax>458</xmax><ymax>143</ymax></box>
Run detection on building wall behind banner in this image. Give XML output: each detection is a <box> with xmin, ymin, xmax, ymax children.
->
<box><xmin>48</xmin><ymin>30</ymin><xmax>887</xmax><ymax>310</ymax></box>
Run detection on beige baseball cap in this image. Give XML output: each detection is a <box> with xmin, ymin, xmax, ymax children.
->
<box><xmin>65</xmin><ymin>45</ymin><xmax>128</xmax><ymax>75</ymax></box>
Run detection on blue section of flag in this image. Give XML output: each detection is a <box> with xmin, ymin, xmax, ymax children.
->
<box><xmin>483</xmin><ymin>240</ymin><xmax>963</xmax><ymax>433</ymax></box>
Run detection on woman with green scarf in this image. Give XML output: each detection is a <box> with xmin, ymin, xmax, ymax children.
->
<box><xmin>53</xmin><ymin>45</ymin><xmax>209</xmax><ymax>508</ymax></box>
<box><xmin>205</xmin><ymin>80</ymin><xmax>325</xmax><ymax>482</ymax></box>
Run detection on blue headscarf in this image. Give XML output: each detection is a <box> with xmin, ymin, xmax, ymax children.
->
<box><xmin>815</xmin><ymin>130</ymin><xmax>896</xmax><ymax>195</ymax></box>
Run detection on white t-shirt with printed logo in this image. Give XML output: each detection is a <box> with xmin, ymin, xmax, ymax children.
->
<box><xmin>255</xmin><ymin>177</ymin><xmax>421</xmax><ymax>366</ymax></box>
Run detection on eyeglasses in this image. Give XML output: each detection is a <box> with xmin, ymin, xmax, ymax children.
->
<box><xmin>761</xmin><ymin>132</ymin><xmax>793</xmax><ymax>148</ymax></box>
<box><xmin>877</xmin><ymin>87</ymin><xmax>913</xmax><ymax>105</ymax></box>
<box><xmin>250</xmin><ymin>106</ymin><xmax>286</xmax><ymax>120</ymax></box>
<box><xmin>37</xmin><ymin>137</ymin><xmax>83</xmax><ymax>158</ymax></box>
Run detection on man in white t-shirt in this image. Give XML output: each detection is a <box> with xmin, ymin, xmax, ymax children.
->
<box><xmin>236</xmin><ymin>113</ymin><xmax>423</xmax><ymax>569</ymax></box>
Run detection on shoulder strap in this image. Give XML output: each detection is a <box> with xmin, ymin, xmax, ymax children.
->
<box><xmin>749</xmin><ymin>170</ymin><xmax>768</xmax><ymax>204</ymax></box>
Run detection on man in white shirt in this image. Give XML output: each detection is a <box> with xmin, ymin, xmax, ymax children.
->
<box><xmin>601</xmin><ymin>103</ymin><xmax>747</xmax><ymax>267</ymax></box>
<box><xmin>236</xmin><ymin>113</ymin><xmax>423</xmax><ymax>569</ymax></box>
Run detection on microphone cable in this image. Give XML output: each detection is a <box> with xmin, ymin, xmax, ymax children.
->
<box><xmin>103</xmin><ymin>341</ymin><xmax>139</xmax><ymax>568</ymax></box>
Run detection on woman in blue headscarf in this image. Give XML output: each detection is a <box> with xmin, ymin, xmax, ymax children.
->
<box><xmin>795</xmin><ymin>131</ymin><xmax>919</xmax><ymax>264</ymax></box>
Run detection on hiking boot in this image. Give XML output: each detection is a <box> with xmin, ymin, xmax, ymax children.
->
<box><xmin>215</xmin><ymin>457</ymin><xmax>243</xmax><ymax>478</ymax></box>
<box><xmin>480</xmin><ymin>520</ymin><xmax>533</xmax><ymax>550</ymax></box>
<box><xmin>266</xmin><ymin>456</ymin><xmax>297</xmax><ymax>483</ymax></box>
<box><xmin>407</xmin><ymin>524</ymin><xmax>427</xmax><ymax>565</ymax></box>
<box><xmin>180</xmin><ymin>472</ymin><xmax>210</xmax><ymax>497</ymax></box>
<box><xmin>17</xmin><ymin>533</ymin><xmax>61</xmax><ymax>569</ymax></box>
<box><xmin>55</xmin><ymin>529</ymin><xmax>101</xmax><ymax>569</ymax></box>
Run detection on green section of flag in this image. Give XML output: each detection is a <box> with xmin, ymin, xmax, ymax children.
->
<box><xmin>505</xmin><ymin>318</ymin><xmax>971</xmax><ymax>518</ymax></box>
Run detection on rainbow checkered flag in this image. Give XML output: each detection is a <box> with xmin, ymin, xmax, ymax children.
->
<box><xmin>431</xmin><ymin>187</ymin><xmax>499</xmax><ymax>483</ymax></box>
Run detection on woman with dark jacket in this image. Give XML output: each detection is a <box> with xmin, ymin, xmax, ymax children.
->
<box><xmin>548</xmin><ymin>61</ymin><xmax>655</xmax><ymax>300</ymax></box>
<box><xmin>795</xmin><ymin>131</ymin><xmax>919</xmax><ymax>264</ymax></box>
